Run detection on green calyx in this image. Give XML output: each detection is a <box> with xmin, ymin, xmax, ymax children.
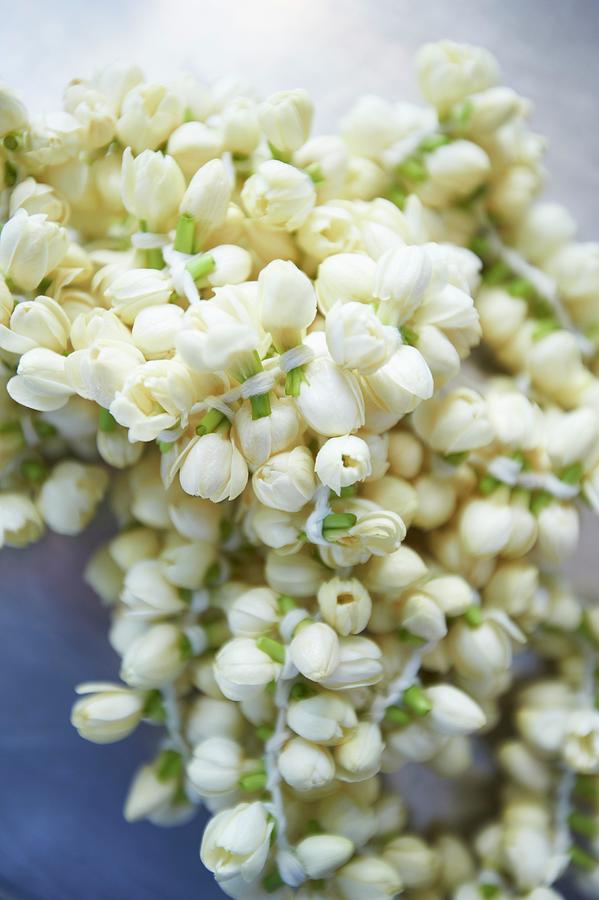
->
<box><xmin>396</xmin><ymin>155</ymin><xmax>428</xmax><ymax>183</ymax></box>
<box><xmin>174</xmin><ymin>213</ymin><xmax>196</xmax><ymax>254</ymax></box>
<box><xmin>158</xmin><ymin>440</ymin><xmax>173</xmax><ymax>454</ymax></box>
<box><xmin>250</xmin><ymin>392</ymin><xmax>272</xmax><ymax>420</ymax></box>
<box><xmin>277</xmin><ymin>594</ymin><xmax>296</xmax><ymax>614</ymax></box>
<box><xmin>33</xmin><ymin>419</ymin><xmax>57</xmax><ymax>439</ymax></box>
<box><xmin>178</xmin><ymin>633</ymin><xmax>194</xmax><ymax>661</ymax></box>
<box><xmin>322</xmin><ymin>512</ymin><xmax>357</xmax><ymax>541</ymax></box>
<box><xmin>560</xmin><ymin>461</ymin><xmax>583</xmax><ymax>486</ymax></box>
<box><xmin>284</xmin><ymin>365</ymin><xmax>306</xmax><ymax>398</ymax></box>
<box><xmin>204</xmin><ymin>562</ymin><xmax>221</xmax><ymax>588</ymax></box>
<box><xmin>20</xmin><ymin>458</ymin><xmax>48</xmax><ymax>484</ymax></box>
<box><xmin>568</xmin><ymin>811</ymin><xmax>599</xmax><ymax>838</ymax></box>
<box><xmin>3</xmin><ymin>132</ymin><xmax>23</xmax><ymax>151</ymax></box>
<box><xmin>532</xmin><ymin>318</ymin><xmax>559</xmax><ymax>342</ymax></box>
<box><xmin>399</xmin><ymin>325</ymin><xmax>419</xmax><ymax>346</ymax></box>
<box><xmin>268</xmin><ymin>142</ymin><xmax>291</xmax><ymax>163</ymax></box>
<box><xmin>289</xmin><ymin>681</ymin><xmax>315</xmax><ymax>701</ymax></box>
<box><xmin>142</xmin><ymin>689</ymin><xmax>166</xmax><ymax>723</ymax></box>
<box><xmin>444</xmin><ymin>451</ymin><xmax>468</xmax><ymax>466</ymax></box>
<box><xmin>256</xmin><ymin>636</ymin><xmax>286</xmax><ymax>664</ymax></box>
<box><xmin>262</xmin><ymin>869</ymin><xmax>284</xmax><ymax>893</ymax></box>
<box><xmin>98</xmin><ymin>407</ymin><xmax>117</xmax><ymax>433</ymax></box>
<box><xmin>530</xmin><ymin>489</ymin><xmax>553</xmax><ymax>516</ymax></box>
<box><xmin>463</xmin><ymin>605</ymin><xmax>484</xmax><ymax>629</ymax></box>
<box><xmin>397</xmin><ymin>627</ymin><xmax>428</xmax><ymax>648</ymax></box>
<box><xmin>256</xmin><ymin>724</ymin><xmax>274</xmax><ymax>742</ymax></box>
<box><xmin>384</xmin><ymin>705</ymin><xmax>412</xmax><ymax>727</ymax></box>
<box><xmin>196</xmin><ymin>408</ymin><xmax>227</xmax><ymax>436</ymax></box>
<box><xmin>570</xmin><ymin>844</ymin><xmax>598</xmax><ymax>872</ymax></box>
<box><xmin>419</xmin><ymin>133</ymin><xmax>451</xmax><ymax>153</ymax></box>
<box><xmin>387</xmin><ymin>186</ymin><xmax>407</xmax><ymax>210</ymax></box>
<box><xmin>479</xmin><ymin>473</ymin><xmax>501</xmax><ymax>496</ymax></box>
<box><xmin>156</xmin><ymin>749</ymin><xmax>183</xmax><ymax>782</ymax></box>
<box><xmin>306</xmin><ymin>163</ymin><xmax>325</xmax><ymax>184</ymax></box>
<box><xmin>186</xmin><ymin>253</ymin><xmax>216</xmax><ymax>282</ymax></box>
<box><xmin>239</xmin><ymin>771</ymin><xmax>267</xmax><ymax>792</ymax></box>
<box><xmin>482</xmin><ymin>261</ymin><xmax>511</xmax><ymax>286</ymax></box>
<box><xmin>479</xmin><ymin>884</ymin><xmax>500</xmax><ymax>899</ymax></box>
<box><xmin>403</xmin><ymin>685</ymin><xmax>433</xmax><ymax>717</ymax></box>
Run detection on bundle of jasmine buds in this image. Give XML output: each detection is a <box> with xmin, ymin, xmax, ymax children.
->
<box><xmin>0</xmin><ymin>38</ymin><xmax>597</xmax><ymax>900</ymax></box>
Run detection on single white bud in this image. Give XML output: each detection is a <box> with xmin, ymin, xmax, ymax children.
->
<box><xmin>242</xmin><ymin>160</ymin><xmax>316</xmax><ymax>231</ymax></box>
<box><xmin>383</xmin><ymin>835</ymin><xmax>440</xmax><ymax>889</ymax></box>
<box><xmin>7</xmin><ymin>347</ymin><xmax>75</xmax><ymax>412</ymax></box>
<box><xmin>374</xmin><ymin>245</ymin><xmax>433</xmax><ymax>324</ymax></box>
<box><xmin>546</xmin><ymin>241</ymin><xmax>599</xmax><ymax>306</ymax></box>
<box><xmin>426</xmin><ymin>684</ymin><xmax>486</xmax><ymax>736</ymax></box>
<box><xmin>278</xmin><ymin>736</ymin><xmax>336</xmax><ymax>792</ymax></box>
<box><xmin>131</xmin><ymin>304</ymin><xmax>183</xmax><ymax>358</ymax></box>
<box><xmin>463</xmin><ymin>86</ymin><xmax>521</xmax><ymax>134</ymax></box>
<box><xmin>363</xmin><ymin>345</ymin><xmax>434</xmax><ymax>419</ymax></box>
<box><xmin>180</xmin><ymin>432</ymin><xmax>249</xmax><ymax>503</ymax></box>
<box><xmin>252</xmin><ymin>446</ymin><xmax>316</xmax><ymax>512</ymax></box>
<box><xmin>413</xmin><ymin>387</ymin><xmax>493</xmax><ymax>454</ymax></box>
<box><xmin>417</xmin><ymin>40</ymin><xmax>499</xmax><ymax>114</ymax></box>
<box><xmin>297</xmin><ymin>203</ymin><xmax>362</xmax><ymax>261</ymax></box>
<box><xmin>214</xmin><ymin>637</ymin><xmax>282</xmax><ymax>701</ymax></box>
<box><xmin>0</xmin><ymin>84</ymin><xmax>28</xmax><ymax>135</ymax></box>
<box><xmin>319</xmin><ymin>635</ymin><xmax>383</xmax><ymax>690</ymax></box>
<box><xmin>315</xmin><ymin>252</ymin><xmax>376</xmax><ymax>314</ymax></box>
<box><xmin>258</xmin><ymin>259</ymin><xmax>317</xmax><ymax>348</ymax></box>
<box><xmin>258</xmin><ymin>89</ymin><xmax>313</xmax><ymax>154</ymax></box>
<box><xmin>296</xmin><ymin>834</ymin><xmax>354</xmax><ymax>879</ymax></box>
<box><xmin>65</xmin><ymin>341</ymin><xmax>145</xmax><ymax>409</ymax></box>
<box><xmin>109</xmin><ymin>527</ymin><xmax>160</xmax><ymax>571</ymax></box>
<box><xmin>123</xmin><ymin>763</ymin><xmax>176</xmax><ymax>823</ymax></box>
<box><xmin>116</xmin><ymin>82</ymin><xmax>183</xmax><ymax>153</ymax></box>
<box><xmin>501</xmin><ymin>825</ymin><xmax>553</xmax><ymax>892</ymax></box>
<box><xmin>121</xmin><ymin>622</ymin><xmax>197</xmax><ymax>688</ymax></box>
<box><xmin>398</xmin><ymin>592</ymin><xmax>447</xmax><ymax>642</ymax></box>
<box><xmin>121</xmin><ymin>559</ymin><xmax>185</xmax><ymax>617</ymax></box>
<box><xmin>290</xmin><ymin>622</ymin><xmax>340</xmax><ymax>682</ymax></box>
<box><xmin>200</xmin><ymin>801</ymin><xmax>273</xmax><ymax>886</ymax></box>
<box><xmin>180</xmin><ymin>158</ymin><xmax>232</xmax><ymax>237</ymax></box>
<box><xmin>317</xmin><ymin>577</ymin><xmax>372</xmax><ymax>637</ymax></box>
<box><xmin>459</xmin><ymin>496</ymin><xmax>514</xmax><ymax>558</ymax></box>
<box><xmin>513</xmin><ymin>203</ymin><xmax>576</xmax><ymax>264</ymax></box>
<box><xmin>187</xmin><ymin>736</ymin><xmax>244</xmax><ymax>797</ymax></box>
<box><xmin>227</xmin><ymin>587</ymin><xmax>280</xmax><ymax>638</ymax></box>
<box><xmin>37</xmin><ymin>460</ymin><xmax>108</xmax><ymax>535</ymax></box>
<box><xmin>233</xmin><ymin>396</ymin><xmax>304</xmax><ymax>468</ymax></box>
<box><xmin>9</xmin><ymin>177</ymin><xmax>68</xmax><ymax>222</ymax></box>
<box><xmin>71</xmin><ymin>683</ymin><xmax>144</xmax><ymax>743</ymax></box>
<box><xmin>204</xmin><ymin>244</ymin><xmax>252</xmax><ymax>288</ymax></box>
<box><xmin>220</xmin><ymin>97</ymin><xmax>261</xmax><ymax>155</ymax></box>
<box><xmin>486</xmin><ymin>390</ymin><xmax>539</xmax><ymax>449</ymax></box>
<box><xmin>545</xmin><ymin>407</ymin><xmax>598</xmax><ymax>468</ymax></box>
<box><xmin>562</xmin><ymin>710</ymin><xmax>599</xmax><ymax>773</ymax></box>
<box><xmin>448</xmin><ymin>620</ymin><xmax>512</xmax><ymax>680</ymax></box>
<box><xmin>315</xmin><ymin>435</ymin><xmax>372</xmax><ymax>496</ymax></box>
<box><xmin>360</xmin><ymin>546</ymin><xmax>427</xmax><ymax>595</ymax></box>
<box><xmin>295</xmin><ymin>135</ymin><xmax>349</xmax><ymax>199</ymax></box>
<box><xmin>120</xmin><ymin>147</ymin><xmax>185</xmax><ymax>231</ymax></box>
<box><xmin>186</xmin><ymin>696</ymin><xmax>245</xmax><ymax>744</ymax></box>
<box><xmin>0</xmin><ymin>295</ymin><xmax>71</xmax><ymax>355</ymax></box>
<box><xmin>326</xmin><ymin>301</ymin><xmax>398</xmax><ymax>375</ymax></box>
<box><xmin>110</xmin><ymin>359</ymin><xmax>195</xmax><ymax>442</ymax></box>
<box><xmin>388</xmin><ymin>431</ymin><xmax>423</xmax><ymax>479</ymax></box>
<box><xmin>105</xmin><ymin>267</ymin><xmax>172</xmax><ymax>325</ymax></box>
<box><xmin>265</xmin><ymin>549</ymin><xmax>325</xmax><ymax>598</ymax></box>
<box><xmin>335</xmin><ymin>855</ymin><xmax>403</xmax><ymax>900</ymax></box>
<box><xmin>537</xmin><ymin>502</ymin><xmax>579</xmax><ymax>563</ymax></box>
<box><xmin>424</xmin><ymin>575</ymin><xmax>474</xmax><ymax>618</ymax></box>
<box><xmin>287</xmin><ymin>691</ymin><xmax>358</xmax><ymax>744</ymax></box>
<box><xmin>166</xmin><ymin>121</ymin><xmax>223</xmax><ymax>178</ymax></box>
<box><xmin>0</xmin><ymin>493</ymin><xmax>44</xmax><ymax>548</ymax></box>
<box><xmin>297</xmin><ymin>356</ymin><xmax>365</xmax><ymax>437</ymax></box>
<box><xmin>488</xmin><ymin>165</ymin><xmax>542</xmax><ymax>224</ymax></box>
<box><xmin>422</xmin><ymin>140</ymin><xmax>490</xmax><ymax>206</ymax></box>
<box><xmin>317</xmin><ymin>792</ymin><xmax>377</xmax><ymax>847</ymax></box>
<box><xmin>498</xmin><ymin>740</ymin><xmax>553</xmax><ymax>793</ymax></box>
<box><xmin>335</xmin><ymin>721</ymin><xmax>383</xmax><ymax>781</ymax></box>
<box><xmin>0</xmin><ymin>210</ymin><xmax>68</xmax><ymax>291</ymax></box>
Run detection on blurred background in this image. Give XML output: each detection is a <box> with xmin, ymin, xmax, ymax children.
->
<box><xmin>1</xmin><ymin>1</ymin><xmax>598</xmax><ymax>898</ymax></box>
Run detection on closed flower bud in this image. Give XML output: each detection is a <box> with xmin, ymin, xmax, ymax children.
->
<box><xmin>412</xmin><ymin>475</ymin><xmax>456</xmax><ymax>530</ymax></box>
<box><xmin>0</xmin><ymin>492</ymin><xmax>44</xmax><ymax>548</ymax></box>
<box><xmin>398</xmin><ymin>592</ymin><xmax>447</xmax><ymax>642</ymax></box>
<box><xmin>388</xmin><ymin>430</ymin><xmax>423</xmax><ymax>479</ymax></box>
<box><xmin>486</xmin><ymin>389</ymin><xmax>539</xmax><ymax>449</ymax></box>
<box><xmin>383</xmin><ymin>835</ymin><xmax>440</xmax><ymax>889</ymax></box>
<box><xmin>297</xmin><ymin>355</ymin><xmax>365</xmax><ymax>437</ymax></box>
<box><xmin>288</xmin><ymin>691</ymin><xmax>358</xmax><ymax>744</ymax></box>
<box><xmin>105</xmin><ymin>267</ymin><xmax>172</xmax><ymax>325</ymax></box>
<box><xmin>180</xmin><ymin>432</ymin><xmax>249</xmax><ymax>503</ymax></box>
<box><xmin>417</xmin><ymin>40</ymin><xmax>499</xmax><ymax>114</ymax></box>
<box><xmin>374</xmin><ymin>245</ymin><xmax>432</xmax><ymax>325</ymax></box>
<box><xmin>545</xmin><ymin>407</ymin><xmax>598</xmax><ymax>468</ymax></box>
<box><xmin>166</xmin><ymin>121</ymin><xmax>223</xmax><ymax>178</ymax></box>
<box><xmin>361</xmin><ymin>546</ymin><xmax>427</xmax><ymax>595</ymax></box>
<box><xmin>278</xmin><ymin>736</ymin><xmax>336</xmax><ymax>792</ymax></box>
<box><xmin>413</xmin><ymin>387</ymin><xmax>493</xmax><ymax>453</ymax></box>
<box><xmin>38</xmin><ymin>460</ymin><xmax>108</xmax><ymax>535</ymax></box>
<box><xmin>124</xmin><ymin>763</ymin><xmax>176</xmax><ymax>823</ymax></box>
<box><xmin>296</xmin><ymin>834</ymin><xmax>354</xmax><ymax>879</ymax></box>
<box><xmin>426</xmin><ymin>684</ymin><xmax>486</xmax><ymax>736</ymax></box>
<box><xmin>121</xmin><ymin>559</ymin><xmax>185</xmax><ymax>617</ymax></box>
<box><xmin>227</xmin><ymin>587</ymin><xmax>280</xmax><ymax>638</ymax></box>
<box><xmin>258</xmin><ymin>258</ymin><xmax>317</xmax><ymax>348</ymax></box>
<box><xmin>7</xmin><ymin>347</ymin><xmax>75</xmax><ymax>412</ymax></box>
<box><xmin>363</xmin><ymin>346</ymin><xmax>434</xmax><ymax>419</ymax></box>
<box><xmin>121</xmin><ymin>147</ymin><xmax>185</xmax><ymax>231</ymax></box>
<box><xmin>186</xmin><ymin>696</ymin><xmax>244</xmax><ymax>744</ymax></box>
<box><xmin>71</xmin><ymin>683</ymin><xmax>144</xmax><ymax>743</ymax></box>
<box><xmin>66</xmin><ymin>340</ymin><xmax>145</xmax><ymax>409</ymax></box>
<box><xmin>117</xmin><ymin>82</ymin><xmax>183</xmax><ymax>153</ymax></box>
<box><xmin>535</xmin><ymin>502</ymin><xmax>579</xmax><ymax>563</ymax></box>
<box><xmin>221</xmin><ymin>97</ymin><xmax>261</xmax><ymax>155</ymax></box>
<box><xmin>258</xmin><ymin>88</ymin><xmax>313</xmax><ymax>154</ymax></box>
<box><xmin>320</xmin><ymin>635</ymin><xmax>383</xmax><ymax>690</ymax></box>
<box><xmin>318</xmin><ymin>577</ymin><xmax>372</xmax><ymax>636</ymax></box>
<box><xmin>562</xmin><ymin>711</ymin><xmax>599</xmax><ymax>772</ymax></box>
<box><xmin>110</xmin><ymin>359</ymin><xmax>195</xmax><ymax>442</ymax></box>
<box><xmin>180</xmin><ymin>158</ymin><xmax>232</xmax><ymax>238</ymax></box>
<box><xmin>424</xmin><ymin>575</ymin><xmax>474</xmax><ymax>617</ymax></box>
<box><xmin>0</xmin><ymin>84</ymin><xmax>28</xmax><ymax>135</ymax></box>
<box><xmin>131</xmin><ymin>304</ymin><xmax>183</xmax><ymax>358</ymax></box>
<box><xmin>328</xmin><ymin>301</ymin><xmax>398</xmax><ymax>374</ymax></box>
<box><xmin>459</xmin><ymin>496</ymin><xmax>513</xmax><ymax>558</ymax></box>
<box><xmin>335</xmin><ymin>855</ymin><xmax>403</xmax><ymax>900</ymax></box>
<box><xmin>448</xmin><ymin>619</ymin><xmax>511</xmax><ymax>680</ymax></box>
<box><xmin>265</xmin><ymin>549</ymin><xmax>325</xmax><ymax>597</ymax></box>
<box><xmin>9</xmin><ymin>177</ymin><xmax>68</xmax><ymax>222</ymax></box>
<box><xmin>290</xmin><ymin>622</ymin><xmax>340</xmax><ymax>682</ymax></box>
<box><xmin>501</xmin><ymin>825</ymin><xmax>553</xmax><ymax>891</ymax></box>
<box><xmin>317</xmin><ymin>792</ymin><xmax>377</xmax><ymax>846</ymax></box>
<box><xmin>0</xmin><ymin>210</ymin><xmax>68</xmax><ymax>291</ymax></box>
<box><xmin>464</xmin><ymin>86</ymin><xmax>521</xmax><ymax>133</ymax></box>
<box><xmin>121</xmin><ymin>622</ymin><xmax>199</xmax><ymax>687</ymax></box>
<box><xmin>498</xmin><ymin>740</ymin><xmax>552</xmax><ymax>793</ymax></box>
<box><xmin>109</xmin><ymin>527</ymin><xmax>160</xmax><ymax>571</ymax></box>
<box><xmin>214</xmin><ymin>637</ymin><xmax>281</xmax><ymax>701</ymax></box>
<box><xmin>187</xmin><ymin>736</ymin><xmax>244</xmax><ymax>797</ymax></box>
<box><xmin>0</xmin><ymin>295</ymin><xmax>70</xmax><ymax>354</ymax></box>
<box><xmin>316</xmin><ymin>252</ymin><xmax>376</xmax><ymax>314</ymax></box>
<box><xmin>233</xmin><ymin>396</ymin><xmax>304</xmax><ymax>468</ymax></box>
<box><xmin>200</xmin><ymin>801</ymin><xmax>273</xmax><ymax>886</ymax></box>
<box><xmin>421</xmin><ymin>140</ymin><xmax>490</xmax><ymax>206</ymax></box>
<box><xmin>297</xmin><ymin>203</ymin><xmax>362</xmax><ymax>261</ymax></box>
<box><xmin>513</xmin><ymin>202</ymin><xmax>576</xmax><ymax>264</ymax></box>
<box><xmin>252</xmin><ymin>446</ymin><xmax>315</xmax><ymax>512</ymax></box>
<box><xmin>335</xmin><ymin>721</ymin><xmax>383</xmax><ymax>781</ymax></box>
<box><xmin>315</xmin><ymin>435</ymin><xmax>372</xmax><ymax>495</ymax></box>
<box><xmin>242</xmin><ymin>159</ymin><xmax>315</xmax><ymax>231</ymax></box>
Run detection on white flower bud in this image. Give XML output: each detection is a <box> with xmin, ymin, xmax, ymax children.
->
<box><xmin>317</xmin><ymin>577</ymin><xmax>372</xmax><ymax>637</ymax></box>
<box><xmin>315</xmin><ymin>435</ymin><xmax>371</xmax><ymax>496</ymax></box>
<box><xmin>424</xmin><ymin>575</ymin><xmax>474</xmax><ymax>618</ymax></box>
<box><xmin>121</xmin><ymin>622</ymin><xmax>197</xmax><ymax>688</ymax></box>
<box><xmin>71</xmin><ymin>683</ymin><xmax>144</xmax><ymax>743</ymax></box>
<box><xmin>513</xmin><ymin>203</ymin><xmax>576</xmax><ymax>264</ymax></box>
<box><xmin>258</xmin><ymin>259</ymin><xmax>317</xmax><ymax>347</ymax></box>
<box><xmin>317</xmin><ymin>793</ymin><xmax>377</xmax><ymax>847</ymax></box>
<box><xmin>448</xmin><ymin>620</ymin><xmax>512</xmax><ymax>679</ymax></box>
<box><xmin>417</xmin><ymin>40</ymin><xmax>499</xmax><ymax>114</ymax></box>
<box><xmin>166</xmin><ymin>121</ymin><xmax>223</xmax><ymax>178</ymax></box>
<box><xmin>186</xmin><ymin>696</ymin><xmax>244</xmax><ymax>744</ymax></box>
<box><xmin>187</xmin><ymin>736</ymin><xmax>244</xmax><ymax>797</ymax></box>
<box><xmin>488</xmin><ymin>165</ymin><xmax>542</xmax><ymax>224</ymax></box>
<box><xmin>545</xmin><ymin>407</ymin><xmax>598</xmax><ymax>468</ymax></box>
<box><xmin>110</xmin><ymin>359</ymin><xmax>195</xmax><ymax>442</ymax></box>
<box><xmin>242</xmin><ymin>160</ymin><xmax>315</xmax><ymax>231</ymax></box>
<box><xmin>7</xmin><ymin>347</ymin><xmax>74</xmax><ymax>412</ymax></box>
<box><xmin>278</xmin><ymin>736</ymin><xmax>336</xmax><ymax>792</ymax></box>
<box><xmin>374</xmin><ymin>245</ymin><xmax>432</xmax><ymax>324</ymax></box>
<box><xmin>180</xmin><ymin>432</ymin><xmax>249</xmax><ymax>503</ymax></box>
<box><xmin>459</xmin><ymin>496</ymin><xmax>513</xmax><ymax>558</ymax></box>
<box><xmin>200</xmin><ymin>801</ymin><xmax>273</xmax><ymax>886</ymax></box>
<box><xmin>413</xmin><ymin>388</ymin><xmax>493</xmax><ymax>454</ymax></box>
<box><xmin>228</xmin><ymin>587</ymin><xmax>280</xmax><ymax>638</ymax></box>
<box><xmin>335</xmin><ymin>721</ymin><xmax>383</xmax><ymax>781</ymax></box>
<box><xmin>498</xmin><ymin>740</ymin><xmax>553</xmax><ymax>793</ymax></box>
<box><xmin>326</xmin><ymin>301</ymin><xmax>398</xmax><ymax>374</ymax></box>
<box><xmin>422</xmin><ymin>140</ymin><xmax>490</xmax><ymax>206</ymax></box>
<box><xmin>411</xmin><ymin>475</ymin><xmax>456</xmax><ymax>530</ymax></box>
<box><xmin>297</xmin><ymin>204</ymin><xmax>362</xmax><ymax>261</ymax></box>
<box><xmin>463</xmin><ymin>86</ymin><xmax>521</xmax><ymax>134</ymax></box>
<box><xmin>398</xmin><ymin>592</ymin><xmax>447</xmax><ymax>642</ymax></box>
<box><xmin>0</xmin><ymin>210</ymin><xmax>68</xmax><ymax>291</ymax></box>
<box><xmin>0</xmin><ymin>492</ymin><xmax>44</xmax><ymax>548</ymax></box>
<box><xmin>315</xmin><ymin>252</ymin><xmax>376</xmax><ymax>314</ymax></box>
<box><xmin>258</xmin><ymin>89</ymin><xmax>313</xmax><ymax>154</ymax></box>
<box><xmin>214</xmin><ymin>637</ymin><xmax>281</xmax><ymax>701</ymax></box>
<box><xmin>383</xmin><ymin>835</ymin><xmax>440</xmax><ymax>889</ymax></box>
<box><xmin>288</xmin><ymin>691</ymin><xmax>358</xmax><ymax>744</ymax></box>
<box><xmin>9</xmin><ymin>177</ymin><xmax>68</xmax><ymax>222</ymax></box>
<box><xmin>265</xmin><ymin>549</ymin><xmax>325</xmax><ymax>598</ymax></box>
<box><xmin>37</xmin><ymin>460</ymin><xmax>108</xmax><ymax>535</ymax></box>
<box><xmin>562</xmin><ymin>711</ymin><xmax>599</xmax><ymax>772</ymax></box>
<box><xmin>486</xmin><ymin>390</ymin><xmax>539</xmax><ymax>449</ymax></box>
<box><xmin>105</xmin><ymin>267</ymin><xmax>172</xmax><ymax>325</ymax></box>
<box><xmin>233</xmin><ymin>396</ymin><xmax>304</xmax><ymax>468</ymax></box>
<box><xmin>131</xmin><ymin>304</ymin><xmax>183</xmax><ymax>358</ymax></box>
<box><xmin>537</xmin><ymin>503</ymin><xmax>579</xmax><ymax>563</ymax></box>
<box><xmin>120</xmin><ymin>147</ymin><xmax>185</xmax><ymax>231</ymax></box>
<box><xmin>296</xmin><ymin>834</ymin><xmax>354</xmax><ymax>879</ymax></box>
<box><xmin>65</xmin><ymin>341</ymin><xmax>145</xmax><ymax>408</ymax></box>
<box><xmin>361</xmin><ymin>546</ymin><xmax>427</xmax><ymax>595</ymax></box>
<box><xmin>116</xmin><ymin>83</ymin><xmax>183</xmax><ymax>153</ymax></box>
<box><xmin>363</xmin><ymin>346</ymin><xmax>434</xmax><ymax>419</ymax></box>
<box><xmin>204</xmin><ymin>244</ymin><xmax>252</xmax><ymax>288</ymax></box>
<box><xmin>123</xmin><ymin>763</ymin><xmax>176</xmax><ymax>823</ymax></box>
<box><xmin>290</xmin><ymin>622</ymin><xmax>340</xmax><ymax>682</ymax></box>
<box><xmin>221</xmin><ymin>97</ymin><xmax>261</xmax><ymax>155</ymax></box>
<box><xmin>295</xmin><ymin>135</ymin><xmax>349</xmax><ymax>200</ymax></box>
<box><xmin>109</xmin><ymin>527</ymin><xmax>160</xmax><ymax>571</ymax></box>
<box><xmin>335</xmin><ymin>856</ymin><xmax>403</xmax><ymax>900</ymax></box>
<box><xmin>297</xmin><ymin>355</ymin><xmax>365</xmax><ymax>437</ymax></box>
<box><xmin>426</xmin><ymin>684</ymin><xmax>486</xmax><ymax>736</ymax></box>
<box><xmin>121</xmin><ymin>559</ymin><xmax>185</xmax><ymax>617</ymax></box>
<box><xmin>502</xmin><ymin>825</ymin><xmax>553</xmax><ymax>891</ymax></box>
<box><xmin>546</xmin><ymin>241</ymin><xmax>599</xmax><ymax>307</ymax></box>
<box><xmin>320</xmin><ymin>635</ymin><xmax>383</xmax><ymax>690</ymax></box>
<box><xmin>0</xmin><ymin>296</ymin><xmax>70</xmax><ymax>354</ymax></box>
<box><xmin>388</xmin><ymin>431</ymin><xmax>423</xmax><ymax>479</ymax></box>
<box><xmin>0</xmin><ymin>84</ymin><xmax>28</xmax><ymax>135</ymax></box>
<box><xmin>252</xmin><ymin>446</ymin><xmax>315</xmax><ymax>512</ymax></box>
<box><xmin>180</xmin><ymin>158</ymin><xmax>232</xmax><ymax>237</ymax></box>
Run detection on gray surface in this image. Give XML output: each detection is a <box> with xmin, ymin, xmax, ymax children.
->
<box><xmin>1</xmin><ymin>2</ymin><xmax>598</xmax><ymax>898</ymax></box>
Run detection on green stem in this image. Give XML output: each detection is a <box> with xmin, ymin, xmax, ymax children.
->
<box><xmin>403</xmin><ymin>685</ymin><xmax>432</xmax><ymax>717</ymax></box>
<box><xmin>186</xmin><ymin>253</ymin><xmax>215</xmax><ymax>282</ymax></box>
<box><xmin>256</xmin><ymin>636</ymin><xmax>286</xmax><ymax>664</ymax></box>
<box><xmin>250</xmin><ymin>392</ymin><xmax>272</xmax><ymax>420</ymax></box>
<box><xmin>384</xmin><ymin>705</ymin><xmax>411</xmax><ymax>726</ymax></box>
<box><xmin>98</xmin><ymin>408</ymin><xmax>117</xmax><ymax>432</ymax></box>
<box><xmin>239</xmin><ymin>771</ymin><xmax>268</xmax><ymax>792</ymax></box>
<box><xmin>174</xmin><ymin>213</ymin><xmax>196</xmax><ymax>254</ymax></box>
<box><xmin>284</xmin><ymin>365</ymin><xmax>305</xmax><ymax>397</ymax></box>
<box><xmin>464</xmin><ymin>606</ymin><xmax>484</xmax><ymax>628</ymax></box>
<box><xmin>196</xmin><ymin>408</ymin><xmax>227</xmax><ymax>436</ymax></box>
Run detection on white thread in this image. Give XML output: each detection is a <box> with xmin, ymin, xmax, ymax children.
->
<box><xmin>277</xmin><ymin>344</ymin><xmax>315</xmax><ymax>374</ymax></box>
<box><xmin>381</xmin><ymin>128</ymin><xmax>436</xmax><ymax>170</ymax></box>
<box><xmin>162</xmin><ymin>244</ymin><xmax>201</xmax><ymax>306</ymax></box>
<box><xmin>487</xmin><ymin>455</ymin><xmax>521</xmax><ymax>485</ymax></box>
<box><xmin>20</xmin><ymin>415</ymin><xmax>39</xmax><ymax>448</ymax></box>
<box><xmin>183</xmin><ymin>624</ymin><xmax>207</xmax><ymax>655</ymax></box>
<box><xmin>160</xmin><ymin>683</ymin><xmax>190</xmax><ymax>759</ymax></box>
<box><xmin>131</xmin><ymin>231</ymin><xmax>170</xmax><ymax>250</ymax></box>
<box><xmin>190</xmin><ymin>589</ymin><xmax>210</xmax><ymax>614</ymax></box>
<box><xmin>518</xmin><ymin>471</ymin><xmax>579</xmax><ymax>500</ymax></box>
<box><xmin>239</xmin><ymin>369</ymin><xmax>277</xmax><ymax>399</ymax></box>
<box><xmin>369</xmin><ymin>642</ymin><xmax>433</xmax><ymax>724</ymax></box>
<box><xmin>305</xmin><ymin>484</ymin><xmax>333</xmax><ymax>547</ymax></box>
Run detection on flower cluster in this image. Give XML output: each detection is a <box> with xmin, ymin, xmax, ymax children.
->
<box><xmin>0</xmin><ymin>39</ymin><xmax>598</xmax><ymax>900</ymax></box>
